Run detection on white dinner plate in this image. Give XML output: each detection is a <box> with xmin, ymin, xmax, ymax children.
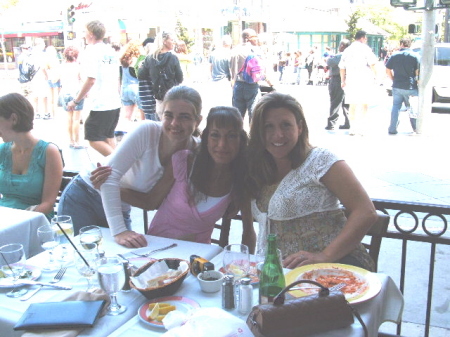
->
<box><xmin>285</xmin><ymin>263</ymin><xmax>382</xmax><ymax>304</ymax></box>
<box><xmin>138</xmin><ymin>296</ymin><xmax>200</xmax><ymax>329</ymax></box>
<box><xmin>0</xmin><ymin>264</ymin><xmax>41</xmax><ymax>288</ymax></box>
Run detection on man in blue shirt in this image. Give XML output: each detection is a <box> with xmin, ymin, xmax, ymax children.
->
<box><xmin>385</xmin><ymin>38</ymin><xmax>420</xmax><ymax>135</ymax></box>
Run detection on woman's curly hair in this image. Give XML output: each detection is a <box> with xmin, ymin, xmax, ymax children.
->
<box><xmin>120</xmin><ymin>40</ymin><xmax>141</xmax><ymax>68</ymax></box>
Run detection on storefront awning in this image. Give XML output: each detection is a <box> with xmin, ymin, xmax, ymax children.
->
<box><xmin>2</xmin><ymin>21</ymin><xmax>63</xmax><ymax>38</ymax></box>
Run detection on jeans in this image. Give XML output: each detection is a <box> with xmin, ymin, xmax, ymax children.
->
<box><xmin>389</xmin><ymin>87</ymin><xmax>418</xmax><ymax>134</ymax></box>
<box><xmin>58</xmin><ymin>175</ymin><xmax>131</xmax><ymax>235</ymax></box>
<box><xmin>232</xmin><ymin>81</ymin><xmax>260</xmax><ymax>121</ymax></box>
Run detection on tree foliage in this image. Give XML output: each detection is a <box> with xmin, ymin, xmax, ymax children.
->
<box><xmin>348</xmin><ymin>4</ymin><xmax>410</xmax><ymax>43</ymax></box>
<box><xmin>346</xmin><ymin>9</ymin><xmax>363</xmax><ymax>41</ymax></box>
<box><xmin>0</xmin><ymin>0</ymin><xmax>18</xmax><ymax>11</ymax></box>
<box><xmin>175</xmin><ymin>17</ymin><xmax>195</xmax><ymax>53</ymax></box>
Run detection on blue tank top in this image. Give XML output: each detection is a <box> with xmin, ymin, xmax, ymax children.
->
<box><xmin>0</xmin><ymin>140</ymin><xmax>54</xmax><ymax>219</ymax></box>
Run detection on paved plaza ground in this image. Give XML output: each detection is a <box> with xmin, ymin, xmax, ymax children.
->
<box><xmin>1</xmin><ymin>66</ymin><xmax>450</xmax><ymax>336</ymax></box>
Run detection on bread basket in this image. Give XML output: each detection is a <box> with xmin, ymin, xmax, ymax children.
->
<box><xmin>130</xmin><ymin>258</ymin><xmax>189</xmax><ymax>300</ymax></box>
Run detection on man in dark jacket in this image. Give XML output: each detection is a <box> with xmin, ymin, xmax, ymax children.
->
<box><xmin>325</xmin><ymin>39</ymin><xmax>350</xmax><ymax>130</ymax></box>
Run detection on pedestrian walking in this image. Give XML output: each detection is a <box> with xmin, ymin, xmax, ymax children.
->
<box><xmin>119</xmin><ymin>40</ymin><xmax>143</xmax><ymax>123</ymax></box>
<box><xmin>385</xmin><ymin>37</ymin><xmax>420</xmax><ymax>135</ymax></box>
<box><xmin>60</xmin><ymin>46</ymin><xmax>85</xmax><ymax>149</ymax></box>
<box><xmin>230</xmin><ymin>28</ymin><xmax>262</xmax><ymax>123</ymax></box>
<box><xmin>145</xmin><ymin>31</ymin><xmax>183</xmax><ymax>118</ymax></box>
<box><xmin>339</xmin><ymin>30</ymin><xmax>378</xmax><ymax>136</ymax></box>
<box><xmin>66</xmin><ymin>20</ymin><xmax>121</xmax><ymax>157</ymax></box>
<box><xmin>137</xmin><ymin>37</ymin><xmax>158</xmax><ymax>121</ymax></box>
<box><xmin>208</xmin><ymin>35</ymin><xmax>232</xmax><ymax>106</ymax></box>
<box><xmin>325</xmin><ymin>39</ymin><xmax>350</xmax><ymax>130</ymax></box>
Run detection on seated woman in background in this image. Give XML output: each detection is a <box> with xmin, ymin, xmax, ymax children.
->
<box><xmin>0</xmin><ymin>93</ymin><xmax>63</xmax><ymax>219</ymax></box>
<box><xmin>246</xmin><ymin>92</ymin><xmax>377</xmax><ymax>270</ymax></box>
<box><xmin>59</xmin><ymin>86</ymin><xmax>202</xmax><ymax>248</ymax></box>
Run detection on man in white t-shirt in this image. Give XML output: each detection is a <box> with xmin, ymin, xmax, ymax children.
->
<box><xmin>339</xmin><ymin>30</ymin><xmax>378</xmax><ymax>136</ymax></box>
<box><xmin>67</xmin><ymin>20</ymin><xmax>121</xmax><ymax>156</ymax></box>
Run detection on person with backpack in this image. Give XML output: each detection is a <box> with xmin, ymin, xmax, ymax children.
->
<box><xmin>230</xmin><ymin>29</ymin><xmax>265</xmax><ymax>124</ymax></box>
<box><xmin>140</xmin><ymin>31</ymin><xmax>183</xmax><ymax>118</ymax></box>
<box><xmin>17</xmin><ymin>43</ymin><xmax>37</xmax><ymax>98</ymax></box>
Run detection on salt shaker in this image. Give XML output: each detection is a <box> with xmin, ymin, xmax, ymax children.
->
<box><xmin>222</xmin><ymin>275</ymin><xmax>235</xmax><ymax>310</ymax></box>
<box><xmin>238</xmin><ymin>277</ymin><xmax>253</xmax><ymax>314</ymax></box>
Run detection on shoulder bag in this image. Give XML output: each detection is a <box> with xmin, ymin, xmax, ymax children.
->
<box><xmin>246</xmin><ymin>280</ymin><xmax>367</xmax><ymax>337</ymax></box>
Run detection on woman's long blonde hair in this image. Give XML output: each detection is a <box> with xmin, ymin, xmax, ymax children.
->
<box><xmin>152</xmin><ymin>31</ymin><xmax>173</xmax><ymax>60</ymax></box>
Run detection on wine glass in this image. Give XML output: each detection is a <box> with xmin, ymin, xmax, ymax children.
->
<box><xmin>0</xmin><ymin>243</ymin><xmax>28</xmax><ymax>298</ymax></box>
<box><xmin>51</xmin><ymin>215</ymin><xmax>74</xmax><ymax>263</ymax></box>
<box><xmin>97</xmin><ymin>256</ymin><xmax>127</xmax><ymax>315</ymax></box>
<box><xmin>223</xmin><ymin>244</ymin><xmax>250</xmax><ymax>280</ymax></box>
<box><xmin>79</xmin><ymin>226</ymin><xmax>104</xmax><ymax>256</ymax></box>
<box><xmin>37</xmin><ymin>224</ymin><xmax>61</xmax><ymax>271</ymax></box>
<box><xmin>74</xmin><ymin>243</ymin><xmax>99</xmax><ymax>292</ymax></box>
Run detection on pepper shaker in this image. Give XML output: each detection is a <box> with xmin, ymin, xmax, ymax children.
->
<box><xmin>222</xmin><ymin>275</ymin><xmax>235</xmax><ymax>310</ymax></box>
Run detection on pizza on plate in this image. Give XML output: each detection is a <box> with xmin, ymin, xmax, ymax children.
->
<box><xmin>297</xmin><ymin>267</ymin><xmax>369</xmax><ymax>300</ymax></box>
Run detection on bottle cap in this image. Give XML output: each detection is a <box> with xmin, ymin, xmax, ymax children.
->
<box><xmin>240</xmin><ymin>277</ymin><xmax>251</xmax><ymax>285</ymax></box>
<box><xmin>224</xmin><ymin>274</ymin><xmax>234</xmax><ymax>282</ymax></box>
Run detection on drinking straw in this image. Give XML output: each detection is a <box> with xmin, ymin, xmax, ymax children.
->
<box><xmin>0</xmin><ymin>252</ymin><xmax>14</xmax><ymax>273</ymax></box>
<box><xmin>55</xmin><ymin>222</ymin><xmax>90</xmax><ymax>268</ymax></box>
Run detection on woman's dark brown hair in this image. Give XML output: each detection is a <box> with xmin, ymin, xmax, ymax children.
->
<box><xmin>0</xmin><ymin>93</ymin><xmax>34</xmax><ymax>132</ymax></box>
<box><xmin>190</xmin><ymin>106</ymin><xmax>248</xmax><ymax>207</ymax></box>
<box><xmin>246</xmin><ymin>92</ymin><xmax>312</xmax><ymax>198</ymax></box>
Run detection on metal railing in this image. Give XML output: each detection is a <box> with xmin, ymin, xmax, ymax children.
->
<box><xmin>372</xmin><ymin>199</ymin><xmax>450</xmax><ymax>337</ymax></box>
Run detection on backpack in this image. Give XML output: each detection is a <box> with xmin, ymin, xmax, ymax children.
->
<box><xmin>18</xmin><ymin>54</ymin><xmax>39</xmax><ymax>84</ymax></box>
<box><xmin>151</xmin><ymin>55</ymin><xmax>176</xmax><ymax>100</ymax></box>
<box><xmin>238</xmin><ymin>53</ymin><xmax>264</xmax><ymax>84</ymax></box>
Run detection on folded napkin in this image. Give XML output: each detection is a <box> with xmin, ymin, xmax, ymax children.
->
<box><xmin>22</xmin><ymin>288</ymin><xmax>110</xmax><ymax>337</ymax></box>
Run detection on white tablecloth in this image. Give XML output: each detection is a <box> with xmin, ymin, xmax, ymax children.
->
<box><xmin>108</xmin><ymin>252</ymin><xmax>404</xmax><ymax>337</ymax></box>
<box><xmin>0</xmin><ymin>228</ymin><xmax>222</xmax><ymax>337</ymax></box>
<box><xmin>0</xmin><ymin>207</ymin><xmax>50</xmax><ymax>258</ymax></box>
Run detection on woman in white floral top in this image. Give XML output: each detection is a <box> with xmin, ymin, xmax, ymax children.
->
<box><xmin>247</xmin><ymin>92</ymin><xmax>377</xmax><ymax>271</ymax></box>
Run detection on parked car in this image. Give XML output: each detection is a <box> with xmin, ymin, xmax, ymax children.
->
<box><xmin>415</xmin><ymin>43</ymin><xmax>450</xmax><ymax>103</ymax></box>
<box><xmin>386</xmin><ymin>43</ymin><xmax>450</xmax><ymax>102</ymax></box>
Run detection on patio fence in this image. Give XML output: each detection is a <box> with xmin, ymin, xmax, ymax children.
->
<box><xmin>372</xmin><ymin>199</ymin><xmax>450</xmax><ymax>337</ymax></box>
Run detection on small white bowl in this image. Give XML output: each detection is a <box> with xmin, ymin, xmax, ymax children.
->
<box><xmin>197</xmin><ymin>270</ymin><xmax>224</xmax><ymax>293</ymax></box>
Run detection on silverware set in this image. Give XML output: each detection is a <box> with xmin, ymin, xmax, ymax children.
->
<box><xmin>20</xmin><ymin>266</ymin><xmax>68</xmax><ymax>301</ymax></box>
<box><xmin>131</xmin><ymin>243</ymin><xmax>178</xmax><ymax>257</ymax></box>
<box><xmin>289</xmin><ymin>282</ymin><xmax>346</xmax><ymax>292</ymax></box>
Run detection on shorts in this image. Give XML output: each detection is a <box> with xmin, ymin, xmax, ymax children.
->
<box><xmin>62</xmin><ymin>93</ymin><xmax>84</xmax><ymax>111</ymax></box>
<box><xmin>48</xmin><ymin>80</ymin><xmax>61</xmax><ymax>88</ymax></box>
<box><xmin>121</xmin><ymin>85</ymin><xmax>142</xmax><ymax>109</ymax></box>
<box><xmin>84</xmin><ymin>108</ymin><xmax>120</xmax><ymax>141</ymax></box>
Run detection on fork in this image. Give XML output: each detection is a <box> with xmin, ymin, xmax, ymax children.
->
<box><xmin>131</xmin><ymin>243</ymin><xmax>178</xmax><ymax>257</ymax></box>
<box><xmin>289</xmin><ymin>282</ymin><xmax>346</xmax><ymax>292</ymax></box>
<box><xmin>20</xmin><ymin>266</ymin><xmax>67</xmax><ymax>301</ymax></box>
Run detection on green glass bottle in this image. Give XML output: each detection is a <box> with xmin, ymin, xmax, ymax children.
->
<box><xmin>259</xmin><ymin>234</ymin><xmax>286</xmax><ymax>304</ymax></box>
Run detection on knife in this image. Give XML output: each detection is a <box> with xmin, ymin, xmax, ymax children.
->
<box><xmin>15</xmin><ymin>280</ymin><xmax>72</xmax><ymax>290</ymax></box>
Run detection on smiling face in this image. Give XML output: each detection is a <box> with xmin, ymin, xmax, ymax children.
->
<box><xmin>161</xmin><ymin>99</ymin><xmax>200</xmax><ymax>144</ymax></box>
<box><xmin>264</xmin><ymin>107</ymin><xmax>302</xmax><ymax>162</ymax></box>
<box><xmin>207</xmin><ymin>123</ymin><xmax>241</xmax><ymax>167</ymax></box>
